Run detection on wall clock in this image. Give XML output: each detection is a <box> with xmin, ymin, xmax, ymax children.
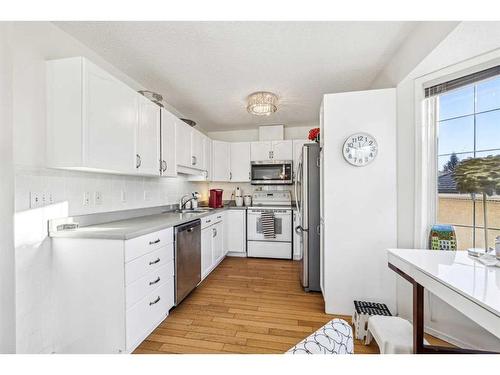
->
<box><xmin>343</xmin><ymin>133</ymin><xmax>378</xmax><ymax>167</ymax></box>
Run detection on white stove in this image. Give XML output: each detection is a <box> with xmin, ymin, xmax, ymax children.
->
<box><xmin>247</xmin><ymin>190</ymin><xmax>293</xmax><ymax>259</ymax></box>
<box><xmin>251</xmin><ymin>191</ymin><xmax>292</xmax><ymax>207</ymax></box>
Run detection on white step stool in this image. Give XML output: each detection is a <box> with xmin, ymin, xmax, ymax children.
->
<box><xmin>365</xmin><ymin>315</ymin><xmax>428</xmax><ymax>354</ymax></box>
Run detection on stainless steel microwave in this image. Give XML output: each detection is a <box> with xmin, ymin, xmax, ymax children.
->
<box><xmin>251</xmin><ymin>160</ymin><xmax>293</xmax><ymax>185</ymax></box>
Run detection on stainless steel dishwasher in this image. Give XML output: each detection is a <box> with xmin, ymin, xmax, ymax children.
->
<box><xmin>174</xmin><ymin>219</ymin><xmax>201</xmax><ymax>305</ymax></box>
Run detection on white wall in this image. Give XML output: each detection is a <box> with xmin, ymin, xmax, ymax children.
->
<box><xmin>0</xmin><ymin>22</ymin><xmax>16</xmax><ymax>354</ymax></box>
<box><xmin>322</xmin><ymin>89</ymin><xmax>397</xmax><ymax>315</ymax></box>
<box><xmin>208</xmin><ymin>124</ymin><xmax>314</xmax><ymax>142</ymax></box>
<box><xmin>10</xmin><ymin>22</ymin><xmax>207</xmax><ymax>353</ymax></box>
<box><xmin>395</xmin><ymin>21</ymin><xmax>500</xmax><ymax>350</ymax></box>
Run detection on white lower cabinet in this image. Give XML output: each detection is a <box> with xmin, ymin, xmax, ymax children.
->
<box><xmin>200</xmin><ymin>212</ymin><xmax>227</xmax><ymax>280</ymax></box>
<box><xmin>52</xmin><ymin>228</ymin><xmax>175</xmax><ymax>353</ymax></box>
<box><xmin>225</xmin><ymin>210</ymin><xmax>246</xmax><ymax>255</ymax></box>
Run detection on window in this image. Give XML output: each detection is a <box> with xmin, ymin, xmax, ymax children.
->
<box><xmin>434</xmin><ymin>74</ymin><xmax>500</xmax><ymax>250</ymax></box>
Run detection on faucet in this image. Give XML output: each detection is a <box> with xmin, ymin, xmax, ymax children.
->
<box><xmin>179</xmin><ymin>194</ymin><xmax>192</xmax><ymax>209</ymax></box>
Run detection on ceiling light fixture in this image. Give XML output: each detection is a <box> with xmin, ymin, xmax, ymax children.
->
<box><xmin>247</xmin><ymin>91</ymin><xmax>278</xmax><ymax>116</ymax></box>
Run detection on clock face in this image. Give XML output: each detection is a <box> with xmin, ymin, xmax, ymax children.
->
<box><xmin>343</xmin><ymin>133</ymin><xmax>378</xmax><ymax>167</ymax></box>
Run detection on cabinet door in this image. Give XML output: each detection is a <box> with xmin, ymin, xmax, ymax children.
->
<box><xmin>85</xmin><ymin>61</ymin><xmax>137</xmax><ymax>174</ymax></box>
<box><xmin>201</xmin><ymin>227</ymin><xmax>213</xmax><ymax>279</ymax></box>
<box><xmin>203</xmin><ymin>136</ymin><xmax>212</xmax><ymax>180</ymax></box>
<box><xmin>212</xmin><ymin>141</ymin><xmax>231</xmax><ymax>181</ymax></box>
<box><xmin>272</xmin><ymin>140</ymin><xmax>293</xmax><ymax>160</ymax></box>
<box><xmin>212</xmin><ymin>222</ymin><xmax>224</xmax><ymax>264</ymax></box>
<box><xmin>160</xmin><ymin>108</ymin><xmax>177</xmax><ymax>177</ymax></box>
<box><xmin>250</xmin><ymin>141</ymin><xmax>272</xmax><ymax>161</ymax></box>
<box><xmin>191</xmin><ymin>130</ymin><xmax>204</xmax><ymax>170</ymax></box>
<box><xmin>136</xmin><ymin>95</ymin><xmax>161</xmax><ymax>176</ymax></box>
<box><xmin>226</xmin><ymin>210</ymin><xmax>246</xmax><ymax>253</ymax></box>
<box><xmin>230</xmin><ymin>142</ymin><xmax>251</xmax><ymax>182</ymax></box>
<box><xmin>175</xmin><ymin>121</ymin><xmax>192</xmax><ymax>168</ymax></box>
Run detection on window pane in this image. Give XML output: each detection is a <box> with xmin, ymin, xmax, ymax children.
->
<box><xmin>475</xmin><ymin>110</ymin><xmax>500</xmax><ymax>151</ymax></box>
<box><xmin>476</xmin><ymin>76</ymin><xmax>500</xmax><ymax>113</ymax></box>
<box><xmin>438</xmin><ymin>153</ymin><xmax>474</xmax><ymax>173</ymax></box>
<box><xmin>438</xmin><ymin>86</ymin><xmax>474</xmax><ymax>121</ymax></box>
<box><xmin>453</xmin><ymin>226</ymin><xmax>473</xmax><ymax>250</ymax></box>
<box><xmin>438</xmin><ymin>116</ymin><xmax>474</xmax><ymax>155</ymax></box>
<box><xmin>474</xmin><ymin>228</ymin><xmax>500</xmax><ymax>250</ymax></box>
<box><xmin>474</xmin><ymin>195</ymin><xmax>500</xmax><ymax>229</ymax></box>
<box><xmin>438</xmin><ymin>194</ymin><xmax>474</xmax><ymax>226</ymax></box>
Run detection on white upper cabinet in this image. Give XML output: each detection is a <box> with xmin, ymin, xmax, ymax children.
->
<box><xmin>190</xmin><ymin>129</ymin><xmax>204</xmax><ymax>170</ymax></box>
<box><xmin>175</xmin><ymin>121</ymin><xmax>192</xmax><ymax>168</ymax></box>
<box><xmin>230</xmin><ymin>142</ymin><xmax>251</xmax><ymax>182</ymax></box>
<box><xmin>136</xmin><ymin>95</ymin><xmax>161</xmax><ymax>176</ymax></box>
<box><xmin>203</xmin><ymin>136</ymin><xmax>212</xmax><ymax>180</ymax></box>
<box><xmin>160</xmin><ymin>108</ymin><xmax>177</xmax><ymax>177</ymax></box>
<box><xmin>271</xmin><ymin>140</ymin><xmax>293</xmax><ymax>160</ymax></box>
<box><xmin>47</xmin><ymin>57</ymin><xmax>138</xmax><ymax>174</ymax></box>
<box><xmin>250</xmin><ymin>140</ymin><xmax>292</xmax><ymax>161</ymax></box>
<box><xmin>212</xmin><ymin>141</ymin><xmax>231</xmax><ymax>181</ymax></box>
<box><xmin>250</xmin><ymin>141</ymin><xmax>272</xmax><ymax>161</ymax></box>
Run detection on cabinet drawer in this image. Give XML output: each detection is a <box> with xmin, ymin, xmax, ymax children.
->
<box><xmin>126</xmin><ymin>261</ymin><xmax>174</xmax><ymax>309</ymax></box>
<box><xmin>125</xmin><ymin>228</ymin><xmax>173</xmax><ymax>262</ymax></box>
<box><xmin>201</xmin><ymin>214</ymin><xmax>216</xmax><ymax>229</ymax></box>
<box><xmin>125</xmin><ymin>244</ymin><xmax>173</xmax><ymax>285</ymax></box>
<box><xmin>126</xmin><ymin>279</ymin><xmax>174</xmax><ymax>350</ymax></box>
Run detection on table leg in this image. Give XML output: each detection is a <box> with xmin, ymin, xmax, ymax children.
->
<box><xmin>413</xmin><ymin>282</ymin><xmax>424</xmax><ymax>354</ymax></box>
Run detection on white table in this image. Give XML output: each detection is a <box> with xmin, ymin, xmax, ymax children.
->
<box><xmin>387</xmin><ymin>249</ymin><xmax>500</xmax><ymax>354</ymax></box>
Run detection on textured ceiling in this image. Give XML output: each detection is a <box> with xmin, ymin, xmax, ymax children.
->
<box><xmin>55</xmin><ymin>21</ymin><xmax>419</xmax><ymax>132</ymax></box>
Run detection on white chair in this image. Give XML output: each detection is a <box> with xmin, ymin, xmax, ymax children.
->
<box><xmin>365</xmin><ymin>315</ymin><xmax>428</xmax><ymax>354</ymax></box>
<box><xmin>286</xmin><ymin>318</ymin><xmax>354</xmax><ymax>354</ymax></box>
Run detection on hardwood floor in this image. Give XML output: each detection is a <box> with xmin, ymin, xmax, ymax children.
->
<box><xmin>133</xmin><ymin>257</ymin><xmax>447</xmax><ymax>354</ymax></box>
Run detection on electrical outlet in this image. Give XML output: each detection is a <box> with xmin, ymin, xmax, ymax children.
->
<box><xmin>47</xmin><ymin>192</ymin><xmax>54</xmax><ymax>205</ymax></box>
<box><xmin>83</xmin><ymin>192</ymin><xmax>91</xmax><ymax>206</ymax></box>
<box><xmin>120</xmin><ymin>190</ymin><xmax>126</xmax><ymax>203</ymax></box>
<box><xmin>94</xmin><ymin>191</ymin><xmax>103</xmax><ymax>205</ymax></box>
<box><xmin>144</xmin><ymin>190</ymin><xmax>151</xmax><ymax>201</ymax></box>
<box><xmin>40</xmin><ymin>192</ymin><xmax>47</xmax><ymax>206</ymax></box>
<box><xmin>30</xmin><ymin>192</ymin><xmax>41</xmax><ymax>208</ymax></box>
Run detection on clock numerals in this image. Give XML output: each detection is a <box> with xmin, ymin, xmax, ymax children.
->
<box><xmin>343</xmin><ymin>133</ymin><xmax>377</xmax><ymax>167</ymax></box>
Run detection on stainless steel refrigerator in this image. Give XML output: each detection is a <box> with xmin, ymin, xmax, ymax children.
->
<box><xmin>295</xmin><ymin>143</ymin><xmax>321</xmax><ymax>292</ymax></box>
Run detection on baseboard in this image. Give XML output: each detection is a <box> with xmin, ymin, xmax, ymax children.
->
<box><xmin>424</xmin><ymin>325</ymin><xmax>479</xmax><ymax>350</ymax></box>
<box><xmin>226</xmin><ymin>252</ymin><xmax>247</xmax><ymax>257</ymax></box>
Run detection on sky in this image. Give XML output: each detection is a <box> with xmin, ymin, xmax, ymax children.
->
<box><xmin>438</xmin><ymin>75</ymin><xmax>500</xmax><ymax>172</ymax></box>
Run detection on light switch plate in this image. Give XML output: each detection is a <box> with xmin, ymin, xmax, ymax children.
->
<box><xmin>144</xmin><ymin>190</ymin><xmax>151</xmax><ymax>201</ymax></box>
<box><xmin>30</xmin><ymin>192</ymin><xmax>41</xmax><ymax>208</ymax></box>
<box><xmin>94</xmin><ymin>191</ymin><xmax>102</xmax><ymax>205</ymax></box>
<box><xmin>83</xmin><ymin>192</ymin><xmax>91</xmax><ymax>206</ymax></box>
<box><xmin>120</xmin><ymin>190</ymin><xmax>126</xmax><ymax>203</ymax></box>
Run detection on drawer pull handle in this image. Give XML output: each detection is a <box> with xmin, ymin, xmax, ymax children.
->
<box><xmin>149</xmin><ymin>239</ymin><xmax>161</xmax><ymax>245</ymax></box>
<box><xmin>149</xmin><ymin>276</ymin><xmax>161</xmax><ymax>286</ymax></box>
<box><xmin>206</xmin><ymin>219</ymin><xmax>211</xmax><ymax>223</ymax></box>
<box><xmin>149</xmin><ymin>296</ymin><xmax>161</xmax><ymax>306</ymax></box>
<box><xmin>149</xmin><ymin>258</ymin><xmax>161</xmax><ymax>265</ymax></box>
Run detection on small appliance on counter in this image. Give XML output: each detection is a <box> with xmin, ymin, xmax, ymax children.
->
<box><xmin>209</xmin><ymin>189</ymin><xmax>224</xmax><ymax>208</ymax></box>
<box><xmin>234</xmin><ymin>187</ymin><xmax>244</xmax><ymax>207</ymax></box>
<box><xmin>244</xmin><ymin>195</ymin><xmax>252</xmax><ymax>206</ymax></box>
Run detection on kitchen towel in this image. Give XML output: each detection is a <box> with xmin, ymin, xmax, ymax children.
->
<box><xmin>261</xmin><ymin>211</ymin><xmax>276</xmax><ymax>239</ymax></box>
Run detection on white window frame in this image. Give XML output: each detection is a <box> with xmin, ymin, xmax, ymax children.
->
<box><xmin>413</xmin><ymin>50</ymin><xmax>500</xmax><ymax>248</ymax></box>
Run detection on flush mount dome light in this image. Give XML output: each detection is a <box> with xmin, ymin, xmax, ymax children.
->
<box><xmin>247</xmin><ymin>91</ymin><xmax>278</xmax><ymax>116</ymax></box>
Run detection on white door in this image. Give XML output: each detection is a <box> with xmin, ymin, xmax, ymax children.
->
<box><xmin>201</xmin><ymin>227</ymin><xmax>213</xmax><ymax>279</ymax></box>
<box><xmin>203</xmin><ymin>136</ymin><xmax>212</xmax><ymax>180</ymax></box>
<box><xmin>136</xmin><ymin>95</ymin><xmax>161</xmax><ymax>176</ymax></box>
<box><xmin>226</xmin><ymin>210</ymin><xmax>246</xmax><ymax>253</ymax></box>
<box><xmin>212</xmin><ymin>222</ymin><xmax>224</xmax><ymax>263</ymax></box>
<box><xmin>175</xmin><ymin>121</ymin><xmax>192</xmax><ymax>168</ymax></box>
<box><xmin>230</xmin><ymin>142</ymin><xmax>251</xmax><ymax>182</ymax></box>
<box><xmin>85</xmin><ymin>61</ymin><xmax>137</xmax><ymax>174</ymax></box>
<box><xmin>250</xmin><ymin>141</ymin><xmax>272</xmax><ymax>161</ymax></box>
<box><xmin>191</xmin><ymin>130</ymin><xmax>204</xmax><ymax>170</ymax></box>
<box><xmin>160</xmin><ymin>108</ymin><xmax>177</xmax><ymax>177</ymax></box>
<box><xmin>212</xmin><ymin>141</ymin><xmax>231</xmax><ymax>181</ymax></box>
<box><xmin>272</xmin><ymin>140</ymin><xmax>293</xmax><ymax>160</ymax></box>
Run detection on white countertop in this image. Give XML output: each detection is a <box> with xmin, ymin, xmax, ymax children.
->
<box><xmin>50</xmin><ymin>206</ymin><xmax>241</xmax><ymax>241</ymax></box>
<box><xmin>388</xmin><ymin>249</ymin><xmax>500</xmax><ymax>319</ymax></box>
